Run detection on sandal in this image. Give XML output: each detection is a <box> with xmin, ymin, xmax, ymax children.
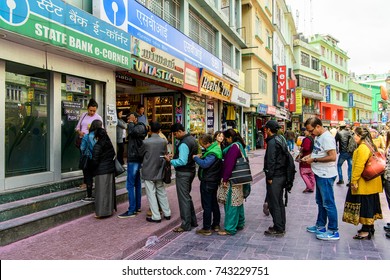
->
<box><xmin>217</xmin><ymin>230</ymin><xmax>232</xmax><ymax>236</ymax></box>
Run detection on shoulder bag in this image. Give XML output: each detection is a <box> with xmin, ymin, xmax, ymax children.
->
<box><xmin>361</xmin><ymin>143</ymin><xmax>386</xmax><ymax>181</ymax></box>
<box><xmin>114</xmin><ymin>157</ymin><xmax>125</xmax><ymax>177</ymax></box>
<box><xmin>162</xmin><ymin>159</ymin><xmax>172</xmax><ymax>184</ymax></box>
<box><xmin>229</xmin><ymin>144</ymin><xmax>253</xmax><ymax>185</ymax></box>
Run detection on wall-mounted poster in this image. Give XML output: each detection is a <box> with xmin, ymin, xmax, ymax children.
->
<box><xmin>66</xmin><ymin>75</ymin><xmax>85</xmax><ymax>93</ymax></box>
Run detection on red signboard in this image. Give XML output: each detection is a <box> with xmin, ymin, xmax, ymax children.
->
<box><xmin>277</xmin><ymin>66</ymin><xmax>287</xmax><ymax>102</ymax></box>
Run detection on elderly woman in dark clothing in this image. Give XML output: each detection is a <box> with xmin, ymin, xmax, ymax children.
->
<box><xmin>218</xmin><ymin>129</ymin><xmax>246</xmax><ymax>236</ymax></box>
<box><xmin>91</xmin><ymin>128</ymin><xmax>116</xmax><ymax>218</ymax></box>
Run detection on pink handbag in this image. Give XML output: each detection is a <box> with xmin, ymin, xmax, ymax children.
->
<box><xmin>361</xmin><ymin>143</ymin><xmax>386</xmax><ymax>181</ymax></box>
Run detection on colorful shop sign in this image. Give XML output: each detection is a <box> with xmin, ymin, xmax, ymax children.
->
<box><xmin>0</xmin><ymin>0</ymin><xmax>130</xmax><ymax>68</ymax></box>
<box><xmin>93</xmin><ymin>0</ymin><xmax>223</xmax><ymax>76</ymax></box>
<box><xmin>199</xmin><ymin>69</ymin><xmax>233</xmax><ymax>102</ymax></box>
<box><xmin>130</xmin><ymin>37</ymin><xmax>184</xmax><ymax>88</ymax></box>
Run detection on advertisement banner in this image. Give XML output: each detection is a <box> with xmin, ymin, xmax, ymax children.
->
<box><xmin>295</xmin><ymin>88</ymin><xmax>302</xmax><ymax>115</ymax></box>
<box><xmin>289</xmin><ymin>88</ymin><xmax>296</xmax><ymax>112</ymax></box>
<box><xmin>199</xmin><ymin>69</ymin><xmax>232</xmax><ymax>102</ymax></box>
<box><xmin>93</xmin><ymin>0</ymin><xmax>223</xmax><ymax>76</ymax></box>
<box><xmin>277</xmin><ymin>66</ymin><xmax>287</xmax><ymax>102</ymax></box>
<box><xmin>348</xmin><ymin>92</ymin><xmax>354</xmax><ymax>107</ymax></box>
<box><xmin>325</xmin><ymin>85</ymin><xmax>331</xmax><ymax>103</ymax></box>
<box><xmin>0</xmin><ymin>0</ymin><xmax>131</xmax><ymax>68</ymax></box>
<box><xmin>130</xmin><ymin>37</ymin><xmax>185</xmax><ymax>88</ymax></box>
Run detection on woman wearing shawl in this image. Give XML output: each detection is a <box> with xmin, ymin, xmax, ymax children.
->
<box><xmin>218</xmin><ymin>129</ymin><xmax>247</xmax><ymax>236</ymax></box>
<box><xmin>193</xmin><ymin>134</ymin><xmax>223</xmax><ymax>236</ymax></box>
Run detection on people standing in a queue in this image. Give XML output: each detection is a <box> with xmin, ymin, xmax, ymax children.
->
<box><xmin>302</xmin><ymin>117</ymin><xmax>339</xmax><ymax>241</ymax></box>
<box><xmin>342</xmin><ymin>127</ymin><xmax>383</xmax><ymax>239</ymax></box>
<box><xmin>335</xmin><ymin>121</ymin><xmax>353</xmax><ymax>186</ymax></box>
<box><xmin>193</xmin><ymin>133</ymin><xmax>223</xmax><ymax>236</ymax></box>
<box><xmin>164</xmin><ymin>123</ymin><xmax>198</xmax><ymax>232</ymax></box>
<box><xmin>118</xmin><ymin>113</ymin><xmax>147</xmax><ymax>218</ymax></box>
<box><xmin>299</xmin><ymin>128</ymin><xmax>315</xmax><ymax>193</ymax></box>
<box><xmin>263</xmin><ymin>120</ymin><xmax>287</xmax><ymax>236</ymax></box>
<box><xmin>80</xmin><ymin>120</ymin><xmax>103</xmax><ymax>201</ymax></box>
<box><xmin>116</xmin><ymin>109</ymin><xmax>127</xmax><ymax>165</ymax></box>
<box><xmin>75</xmin><ymin>99</ymin><xmax>103</xmax><ymax>190</ymax></box>
<box><xmin>218</xmin><ymin>129</ymin><xmax>246</xmax><ymax>236</ymax></box>
<box><xmin>90</xmin><ymin>128</ymin><xmax>116</xmax><ymax>218</ymax></box>
<box><xmin>382</xmin><ymin>131</ymin><xmax>390</xmax><ymax>237</ymax></box>
<box><xmin>140</xmin><ymin>122</ymin><xmax>171</xmax><ymax>223</ymax></box>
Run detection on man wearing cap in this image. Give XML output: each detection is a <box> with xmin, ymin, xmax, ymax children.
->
<box><xmin>335</xmin><ymin>121</ymin><xmax>353</xmax><ymax>186</ymax></box>
<box><xmin>263</xmin><ymin>120</ymin><xmax>288</xmax><ymax>236</ymax></box>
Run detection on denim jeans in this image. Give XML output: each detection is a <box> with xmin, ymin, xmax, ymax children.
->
<box><xmin>314</xmin><ymin>175</ymin><xmax>338</xmax><ymax>231</ymax></box>
<box><xmin>200</xmin><ymin>181</ymin><xmax>220</xmax><ymax>230</ymax></box>
<box><xmin>287</xmin><ymin>139</ymin><xmax>294</xmax><ymax>151</ymax></box>
<box><xmin>126</xmin><ymin>162</ymin><xmax>142</xmax><ymax>214</ymax></box>
<box><xmin>337</xmin><ymin>152</ymin><xmax>352</xmax><ymax>182</ymax></box>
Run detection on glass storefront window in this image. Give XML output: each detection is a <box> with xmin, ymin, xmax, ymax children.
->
<box><xmin>60</xmin><ymin>75</ymin><xmax>93</xmax><ymax>172</ymax></box>
<box><xmin>5</xmin><ymin>63</ymin><xmax>49</xmax><ymax>177</ymax></box>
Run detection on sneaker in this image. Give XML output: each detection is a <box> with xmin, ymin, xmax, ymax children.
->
<box><xmin>117</xmin><ymin>211</ymin><xmax>136</xmax><ymax>218</ymax></box>
<box><xmin>81</xmin><ymin>197</ymin><xmax>95</xmax><ymax>202</ymax></box>
<box><xmin>212</xmin><ymin>225</ymin><xmax>221</xmax><ymax>232</ymax></box>
<box><xmin>316</xmin><ymin>230</ymin><xmax>340</xmax><ymax>241</ymax></box>
<box><xmin>196</xmin><ymin>229</ymin><xmax>212</xmax><ymax>236</ymax></box>
<box><xmin>306</xmin><ymin>225</ymin><xmax>326</xmax><ymax>234</ymax></box>
<box><xmin>336</xmin><ymin>180</ymin><xmax>344</xmax><ymax>185</ymax></box>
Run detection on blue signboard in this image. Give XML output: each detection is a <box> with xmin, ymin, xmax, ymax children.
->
<box><xmin>325</xmin><ymin>85</ymin><xmax>331</xmax><ymax>103</ymax></box>
<box><xmin>382</xmin><ymin>115</ymin><xmax>388</xmax><ymax>123</ymax></box>
<box><xmin>95</xmin><ymin>0</ymin><xmax>223</xmax><ymax>76</ymax></box>
<box><xmin>348</xmin><ymin>92</ymin><xmax>354</xmax><ymax>107</ymax></box>
<box><xmin>257</xmin><ymin>104</ymin><xmax>268</xmax><ymax>115</ymax></box>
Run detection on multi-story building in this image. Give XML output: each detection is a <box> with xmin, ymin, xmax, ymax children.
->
<box><xmin>354</xmin><ymin>73</ymin><xmax>390</xmax><ymax>126</ymax></box>
<box><xmin>292</xmin><ymin>33</ymin><xmax>322</xmax><ymax>129</ymax></box>
<box><xmin>272</xmin><ymin>0</ymin><xmax>297</xmax><ymax>131</ymax></box>
<box><xmin>347</xmin><ymin>80</ymin><xmax>373</xmax><ymax>126</ymax></box>
<box><xmin>309</xmin><ymin>34</ymin><xmax>349</xmax><ymax>127</ymax></box>
<box><xmin>241</xmin><ymin>0</ymin><xmax>275</xmax><ymax>149</ymax></box>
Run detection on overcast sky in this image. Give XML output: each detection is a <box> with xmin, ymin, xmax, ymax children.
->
<box><xmin>285</xmin><ymin>0</ymin><xmax>389</xmax><ymax>75</ymax></box>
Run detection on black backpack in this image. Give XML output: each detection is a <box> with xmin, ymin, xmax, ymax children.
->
<box><xmin>276</xmin><ymin>136</ymin><xmax>296</xmax><ymax>206</ymax></box>
<box><xmin>347</xmin><ymin>132</ymin><xmax>357</xmax><ymax>153</ymax></box>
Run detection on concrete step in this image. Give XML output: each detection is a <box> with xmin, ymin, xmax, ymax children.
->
<box><xmin>0</xmin><ymin>174</ymin><xmax>176</xmax><ymax>246</ymax></box>
<box><xmin>0</xmin><ymin>186</ymin><xmax>129</xmax><ymax>246</ymax></box>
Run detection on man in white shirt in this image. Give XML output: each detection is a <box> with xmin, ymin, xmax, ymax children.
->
<box><xmin>302</xmin><ymin>117</ymin><xmax>339</xmax><ymax>241</ymax></box>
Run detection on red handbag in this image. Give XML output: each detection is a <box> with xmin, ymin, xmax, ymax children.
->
<box><xmin>361</xmin><ymin>143</ymin><xmax>386</xmax><ymax>181</ymax></box>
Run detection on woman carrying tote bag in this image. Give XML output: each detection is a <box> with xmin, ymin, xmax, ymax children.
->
<box><xmin>217</xmin><ymin>129</ymin><xmax>247</xmax><ymax>236</ymax></box>
<box><xmin>342</xmin><ymin>127</ymin><xmax>383</xmax><ymax>239</ymax></box>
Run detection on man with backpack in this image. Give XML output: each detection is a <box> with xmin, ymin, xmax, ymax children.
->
<box><xmin>335</xmin><ymin>121</ymin><xmax>355</xmax><ymax>186</ymax></box>
<box><xmin>263</xmin><ymin>120</ymin><xmax>289</xmax><ymax>236</ymax></box>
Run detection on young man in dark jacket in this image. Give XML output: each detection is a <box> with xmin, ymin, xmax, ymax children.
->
<box><xmin>263</xmin><ymin>120</ymin><xmax>288</xmax><ymax>236</ymax></box>
<box><xmin>118</xmin><ymin>113</ymin><xmax>147</xmax><ymax>218</ymax></box>
<box><xmin>193</xmin><ymin>133</ymin><xmax>223</xmax><ymax>236</ymax></box>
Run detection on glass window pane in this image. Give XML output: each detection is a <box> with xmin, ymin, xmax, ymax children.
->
<box><xmin>5</xmin><ymin>65</ymin><xmax>49</xmax><ymax>177</ymax></box>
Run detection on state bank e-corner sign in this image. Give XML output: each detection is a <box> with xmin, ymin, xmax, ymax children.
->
<box><xmin>0</xmin><ymin>0</ymin><xmax>131</xmax><ymax>69</ymax></box>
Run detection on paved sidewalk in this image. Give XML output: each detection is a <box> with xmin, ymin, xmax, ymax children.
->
<box><xmin>0</xmin><ymin>150</ymin><xmax>265</xmax><ymax>260</ymax></box>
<box><xmin>143</xmin><ymin>159</ymin><xmax>390</xmax><ymax>260</ymax></box>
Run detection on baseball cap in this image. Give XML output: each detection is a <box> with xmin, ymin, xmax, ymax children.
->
<box><xmin>265</xmin><ymin>120</ymin><xmax>280</xmax><ymax>131</ymax></box>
